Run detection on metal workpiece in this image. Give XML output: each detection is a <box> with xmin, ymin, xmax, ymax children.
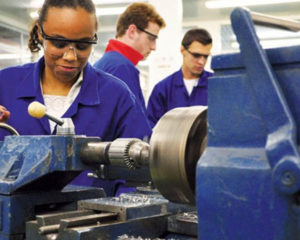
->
<box><xmin>78</xmin><ymin>193</ymin><xmax>169</xmax><ymax>221</ymax></box>
<box><xmin>168</xmin><ymin>212</ymin><xmax>198</xmax><ymax>237</ymax></box>
<box><xmin>150</xmin><ymin>106</ymin><xmax>207</xmax><ymax>205</ymax></box>
<box><xmin>80</xmin><ymin>141</ymin><xmax>111</xmax><ymax>165</ymax></box>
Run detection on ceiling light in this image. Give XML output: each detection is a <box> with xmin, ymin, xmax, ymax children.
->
<box><xmin>205</xmin><ymin>0</ymin><xmax>300</xmax><ymax>9</ymax></box>
<box><xmin>30</xmin><ymin>11</ymin><xmax>39</xmax><ymax>19</ymax></box>
<box><xmin>96</xmin><ymin>7</ymin><xmax>125</xmax><ymax>16</ymax></box>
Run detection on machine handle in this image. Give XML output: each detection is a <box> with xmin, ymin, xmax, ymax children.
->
<box><xmin>0</xmin><ymin>123</ymin><xmax>19</xmax><ymax>136</ymax></box>
<box><xmin>250</xmin><ymin>10</ymin><xmax>300</xmax><ymax>32</ymax></box>
<box><xmin>231</xmin><ymin>8</ymin><xmax>300</xmax><ymax>194</ymax></box>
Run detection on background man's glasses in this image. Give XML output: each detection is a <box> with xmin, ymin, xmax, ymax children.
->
<box><xmin>184</xmin><ymin>46</ymin><xmax>209</xmax><ymax>60</ymax></box>
<box><xmin>40</xmin><ymin>25</ymin><xmax>98</xmax><ymax>59</ymax></box>
<box><xmin>137</xmin><ymin>26</ymin><xmax>158</xmax><ymax>42</ymax></box>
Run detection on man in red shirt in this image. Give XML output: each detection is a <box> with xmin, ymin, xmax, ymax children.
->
<box><xmin>93</xmin><ymin>2</ymin><xmax>166</xmax><ymax>112</ymax></box>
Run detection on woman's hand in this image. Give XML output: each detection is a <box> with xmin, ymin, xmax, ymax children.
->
<box><xmin>0</xmin><ymin>105</ymin><xmax>10</xmax><ymax>122</ymax></box>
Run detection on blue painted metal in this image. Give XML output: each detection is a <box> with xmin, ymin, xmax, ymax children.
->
<box><xmin>0</xmin><ymin>188</ymin><xmax>104</xmax><ymax>240</ymax></box>
<box><xmin>0</xmin><ymin>135</ymin><xmax>154</xmax><ymax>239</ymax></box>
<box><xmin>0</xmin><ymin>135</ymin><xmax>101</xmax><ymax>192</ymax></box>
<box><xmin>0</xmin><ymin>135</ymin><xmax>104</xmax><ymax>239</ymax></box>
<box><xmin>197</xmin><ymin>7</ymin><xmax>300</xmax><ymax>240</ymax></box>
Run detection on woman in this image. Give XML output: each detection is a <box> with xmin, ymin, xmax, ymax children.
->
<box><xmin>0</xmin><ymin>0</ymin><xmax>151</xmax><ymax>196</ymax></box>
<box><xmin>0</xmin><ymin>0</ymin><xmax>151</xmax><ymax>140</ymax></box>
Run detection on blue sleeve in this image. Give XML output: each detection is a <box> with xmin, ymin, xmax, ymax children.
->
<box><xmin>113</xmin><ymin>86</ymin><xmax>151</xmax><ymax>140</ymax></box>
<box><xmin>93</xmin><ymin>54</ymin><xmax>146</xmax><ymax>111</ymax></box>
<box><xmin>109</xmin><ymin>65</ymin><xmax>140</xmax><ymax>95</ymax></box>
<box><xmin>146</xmin><ymin>84</ymin><xmax>167</xmax><ymax>128</ymax></box>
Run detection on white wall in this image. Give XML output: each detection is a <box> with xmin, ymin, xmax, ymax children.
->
<box><xmin>145</xmin><ymin>0</ymin><xmax>183</xmax><ymax>102</ymax></box>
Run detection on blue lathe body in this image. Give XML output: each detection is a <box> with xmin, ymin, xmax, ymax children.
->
<box><xmin>0</xmin><ymin>135</ymin><xmax>105</xmax><ymax>239</ymax></box>
<box><xmin>197</xmin><ymin>8</ymin><xmax>300</xmax><ymax>240</ymax></box>
<box><xmin>0</xmin><ymin>7</ymin><xmax>300</xmax><ymax>240</ymax></box>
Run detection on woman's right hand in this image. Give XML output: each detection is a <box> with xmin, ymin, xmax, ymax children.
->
<box><xmin>0</xmin><ymin>105</ymin><xmax>10</xmax><ymax>122</ymax></box>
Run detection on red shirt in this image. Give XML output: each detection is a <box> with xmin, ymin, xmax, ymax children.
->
<box><xmin>105</xmin><ymin>39</ymin><xmax>143</xmax><ymax>66</ymax></box>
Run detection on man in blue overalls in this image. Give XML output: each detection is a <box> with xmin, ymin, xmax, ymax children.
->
<box><xmin>146</xmin><ymin>28</ymin><xmax>213</xmax><ymax>128</ymax></box>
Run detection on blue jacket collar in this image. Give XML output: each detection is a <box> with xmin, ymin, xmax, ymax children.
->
<box><xmin>174</xmin><ymin>69</ymin><xmax>184</xmax><ymax>87</ymax></box>
<box><xmin>16</xmin><ymin>57</ymin><xmax>100</xmax><ymax>107</ymax></box>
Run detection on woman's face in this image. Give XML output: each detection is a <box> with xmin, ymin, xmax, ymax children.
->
<box><xmin>39</xmin><ymin>7</ymin><xmax>97</xmax><ymax>84</ymax></box>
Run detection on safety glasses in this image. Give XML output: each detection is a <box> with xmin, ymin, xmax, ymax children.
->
<box><xmin>137</xmin><ymin>26</ymin><xmax>158</xmax><ymax>42</ymax></box>
<box><xmin>184</xmin><ymin>46</ymin><xmax>209</xmax><ymax>60</ymax></box>
<box><xmin>40</xmin><ymin>25</ymin><xmax>98</xmax><ymax>59</ymax></box>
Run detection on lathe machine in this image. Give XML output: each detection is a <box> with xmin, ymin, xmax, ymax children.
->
<box><xmin>0</xmin><ymin>7</ymin><xmax>300</xmax><ymax>240</ymax></box>
<box><xmin>0</xmin><ymin>102</ymin><xmax>206</xmax><ymax>240</ymax></box>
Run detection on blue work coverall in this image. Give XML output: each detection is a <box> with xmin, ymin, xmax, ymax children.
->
<box><xmin>146</xmin><ymin>69</ymin><xmax>213</xmax><ymax>128</ymax></box>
